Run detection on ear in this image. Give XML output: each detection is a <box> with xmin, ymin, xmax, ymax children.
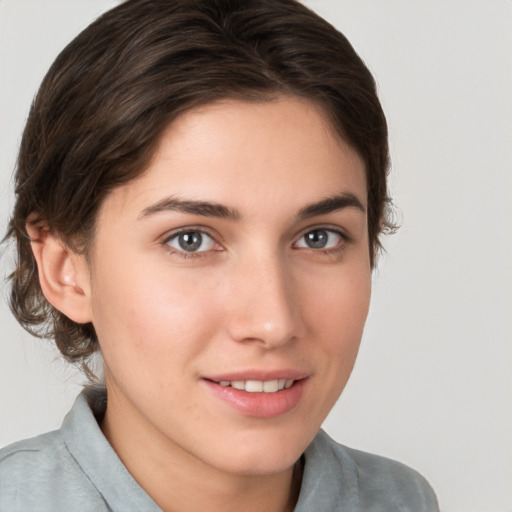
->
<box><xmin>26</xmin><ymin>222</ymin><xmax>93</xmax><ymax>324</ymax></box>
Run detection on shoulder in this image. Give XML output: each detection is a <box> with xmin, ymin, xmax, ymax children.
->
<box><xmin>0</xmin><ymin>432</ymin><xmax>107</xmax><ymax>512</ymax></box>
<box><xmin>1</xmin><ymin>429</ymin><xmax>65</xmax><ymax>467</ymax></box>
<box><xmin>0</xmin><ymin>431</ymin><xmax>72</xmax><ymax>492</ymax></box>
<box><xmin>306</xmin><ymin>430</ymin><xmax>440</xmax><ymax>511</ymax></box>
<box><xmin>343</xmin><ymin>444</ymin><xmax>439</xmax><ymax>510</ymax></box>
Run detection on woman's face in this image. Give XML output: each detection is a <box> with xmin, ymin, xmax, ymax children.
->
<box><xmin>87</xmin><ymin>96</ymin><xmax>371</xmax><ymax>476</ymax></box>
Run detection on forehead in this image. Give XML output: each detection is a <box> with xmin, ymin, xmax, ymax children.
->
<box><xmin>98</xmin><ymin>96</ymin><xmax>366</xmax><ymax>222</ymax></box>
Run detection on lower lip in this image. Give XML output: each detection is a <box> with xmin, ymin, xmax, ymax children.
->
<box><xmin>202</xmin><ymin>379</ymin><xmax>307</xmax><ymax>418</ymax></box>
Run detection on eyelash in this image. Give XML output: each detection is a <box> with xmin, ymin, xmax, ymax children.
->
<box><xmin>163</xmin><ymin>227</ymin><xmax>221</xmax><ymax>260</ymax></box>
<box><xmin>162</xmin><ymin>226</ymin><xmax>351</xmax><ymax>260</ymax></box>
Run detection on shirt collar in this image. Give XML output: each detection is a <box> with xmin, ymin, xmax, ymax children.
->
<box><xmin>295</xmin><ymin>429</ymin><xmax>360</xmax><ymax>511</ymax></box>
<box><xmin>60</xmin><ymin>388</ymin><xmax>161</xmax><ymax>512</ymax></box>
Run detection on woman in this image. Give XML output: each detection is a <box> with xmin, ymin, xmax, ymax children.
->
<box><xmin>0</xmin><ymin>0</ymin><xmax>438</xmax><ymax>510</ymax></box>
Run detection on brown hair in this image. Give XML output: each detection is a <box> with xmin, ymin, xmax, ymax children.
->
<box><xmin>5</xmin><ymin>0</ymin><xmax>393</xmax><ymax>377</ymax></box>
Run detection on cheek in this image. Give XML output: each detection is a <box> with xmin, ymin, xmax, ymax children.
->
<box><xmin>300</xmin><ymin>261</ymin><xmax>371</xmax><ymax>403</ymax></box>
<box><xmin>301</xmin><ymin>264</ymin><xmax>371</xmax><ymax>348</ymax></box>
<box><xmin>291</xmin><ymin>263</ymin><xmax>371</xmax><ymax>429</ymax></box>
<box><xmin>89</xmin><ymin>254</ymin><xmax>225</xmax><ymax>377</ymax></box>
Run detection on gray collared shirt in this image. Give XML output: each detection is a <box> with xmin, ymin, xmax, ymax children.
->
<box><xmin>0</xmin><ymin>388</ymin><xmax>439</xmax><ymax>511</ymax></box>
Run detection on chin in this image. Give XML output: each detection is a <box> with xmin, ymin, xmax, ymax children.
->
<box><xmin>204</xmin><ymin>424</ymin><xmax>315</xmax><ymax>476</ymax></box>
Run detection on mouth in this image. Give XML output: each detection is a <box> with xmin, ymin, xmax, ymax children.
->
<box><xmin>202</xmin><ymin>373</ymin><xmax>308</xmax><ymax>418</ymax></box>
<box><xmin>214</xmin><ymin>379</ymin><xmax>295</xmax><ymax>393</ymax></box>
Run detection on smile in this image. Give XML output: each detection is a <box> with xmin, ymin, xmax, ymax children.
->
<box><xmin>217</xmin><ymin>379</ymin><xmax>295</xmax><ymax>393</ymax></box>
<box><xmin>203</xmin><ymin>374</ymin><xmax>308</xmax><ymax>418</ymax></box>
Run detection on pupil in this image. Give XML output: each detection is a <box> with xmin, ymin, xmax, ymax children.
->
<box><xmin>179</xmin><ymin>232</ymin><xmax>202</xmax><ymax>251</ymax></box>
<box><xmin>306</xmin><ymin>230</ymin><xmax>327</xmax><ymax>248</ymax></box>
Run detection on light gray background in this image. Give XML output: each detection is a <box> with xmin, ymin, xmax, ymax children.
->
<box><xmin>1</xmin><ymin>1</ymin><xmax>511</xmax><ymax>511</ymax></box>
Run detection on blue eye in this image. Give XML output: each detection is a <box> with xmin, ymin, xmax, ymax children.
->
<box><xmin>166</xmin><ymin>231</ymin><xmax>216</xmax><ymax>253</ymax></box>
<box><xmin>295</xmin><ymin>229</ymin><xmax>343</xmax><ymax>249</ymax></box>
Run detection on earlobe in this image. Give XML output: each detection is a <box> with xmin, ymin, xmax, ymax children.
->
<box><xmin>26</xmin><ymin>222</ymin><xmax>93</xmax><ymax>324</ymax></box>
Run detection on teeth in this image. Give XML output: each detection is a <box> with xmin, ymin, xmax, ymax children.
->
<box><xmin>217</xmin><ymin>379</ymin><xmax>295</xmax><ymax>393</ymax></box>
<box><xmin>246</xmin><ymin>380</ymin><xmax>263</xmax><ymax>392</ymax></box>
<box><xmin>263</xmin><ymin>380</ymin><xmax>279</xmax><ymax>393</ymax></box>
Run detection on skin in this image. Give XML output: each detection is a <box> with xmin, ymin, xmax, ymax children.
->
<box><xmin>33</xmin><ymin>96</ymin><xmax>371</xmax><ymax>512</ymax></box>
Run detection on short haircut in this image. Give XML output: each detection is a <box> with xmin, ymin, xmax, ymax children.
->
<box><xmin>5</xmin><ymin>0</ymin><xmax>394</xmax><ymax>378</ymax></box>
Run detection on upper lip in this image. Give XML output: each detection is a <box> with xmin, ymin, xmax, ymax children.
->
<box><xmin>202</xmin><ymin>369</ymin><xmax>309</xmax><ymax>382</ymax></box>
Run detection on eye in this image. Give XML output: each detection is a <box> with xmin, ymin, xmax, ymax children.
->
<box><xmin>294</xmin><ymin>228</ymin><xmax>344</xmax><ymax>250</ymax></box>
<box><xmin>165</xmin><ymin>230</ymin><xmax>217</xmax><ymax>253</ymax></box>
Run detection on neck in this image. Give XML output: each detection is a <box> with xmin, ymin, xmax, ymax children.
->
<box><xmin>100</xmin><ymin>386</ymin><xmax>303</xmax><ymax>512</ymax></box>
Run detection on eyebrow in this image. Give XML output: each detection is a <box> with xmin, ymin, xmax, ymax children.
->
<box><xmin>297</xmin><ymin>193</ymin><xmax>365</xmax><ymax>219</ymax></box>
<box><xmin>139</xmin><ymin>196</ymin><xmax>241</xmax><ymax>220</ymax></box>
<box><xmin>139</xmin><ymin>192</ymin><xmax>364</xmax><ymax>221</ymax></box>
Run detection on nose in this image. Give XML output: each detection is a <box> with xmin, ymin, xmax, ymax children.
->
<box><xmin>225</xmin><ymin>252</ymin><xmax>301</xmax><ymax>348</ymax></box>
